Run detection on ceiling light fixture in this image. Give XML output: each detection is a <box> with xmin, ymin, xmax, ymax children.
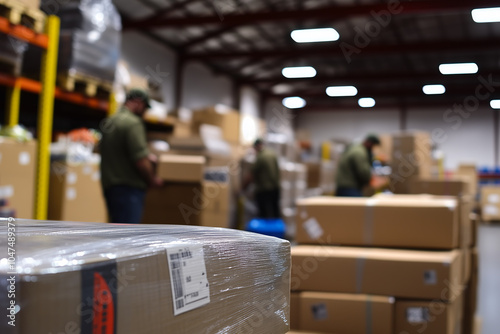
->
<box><xmin>358</xmin><ymin>97</ymin><xmax>376</xmax><ymax>108</ymax></box>
<box><xmin>439</xmin><ymin>63</ymin><xmax>478</xmax><ymax>75</ymax></box>
<box><xmin>291</xmin><ymin>28</ymin><xmax>340</xmax><ymax>43</ymax></box>
<box><xmin>423</xmin><ymin>84</ymin><xmax>446</xmax><ymax>95</ymax></box>
<box><xmin>326</xmin><ymin>86</ymin><xmax>358</xmax><ymax>97</ymax></box>
<box><xmin>472</xmin><ymin>7</ymin><xmax>500</xmax><ymax>23</ymax></box>
<box><xmin>282</xmin><ymin>66</ymin><xmax>317</xmax><ymax>78</ymax></box>
<box><xmin>282</xmin><ymin>96</ymin><xmax>306</xmax><ymax>109</ymax></box>
<box><xmin>490</xmin><ymin>100</ymin><xmax>500</xmax><ymax>109</ymax></box>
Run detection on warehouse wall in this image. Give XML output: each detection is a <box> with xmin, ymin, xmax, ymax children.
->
<box><xmin>121</xmin><ymin>31</ymin><xmax>177</xmax><ymax>110</ymax></box>
<box><xmin>407</xmin><ymin>107</ymin><xmax>495</xmax><ymax>169</ymax></box>
<box><xmin>182</xmin><ymin>62</ymin><xmax>233</xmax><ymax>110</ymax></box>
<box><xmin>297</xmin><ymin>107</ymin><xmax>497</xmax><ymax>169</ymax></box>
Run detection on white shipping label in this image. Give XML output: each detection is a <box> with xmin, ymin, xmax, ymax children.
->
<box><xmin>66</xmin><ymin>172</ymin><xmax>78</xmax><ymax>185</ymax></box>
<box><xmin>0</xmin><ymin>186</ymin><xmax>14</xmax><ymax>198</ymax></box>
<box><xmin>18</xmin><ymin>152</ymin><xmax>30</xmax><ymax>166</ymax></box>
<box><xmin>303</xmin><ymin>217</ymin><xmax>324</xmax><ymax>240</ymax></box>
<box><xmin>423</xmin><ymin>270</ymin><xmax>437</xmax><ymax>285</ymax></box>
<box><xmin>406</xmin><ymin>307</ymin><xmax>430</xmax><ymax>324</ymax></box>
<box><xmin>488</xmin><ymin>194</ymin><xmax>500</xmax><ymax>204</ymax></box>
<box><xmin>167</xmin><ymin>245</ymin><xmax>210</xmax><ymax>316</ymax></box>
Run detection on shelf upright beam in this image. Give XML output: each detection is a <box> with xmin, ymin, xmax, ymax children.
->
<box><xmin>35</xmin><ymin>15</ymin><xmax>60</xmax><ymax>220</ymax></box>
<box><xmin>108</xmin><ymin>92</ymin><xmax>117</xmax><ymax>115</ymax></box>
<box><xmin>5</xmin><ymin>80</ymin><xmax>21</xmax><ymax>126</ymax></box>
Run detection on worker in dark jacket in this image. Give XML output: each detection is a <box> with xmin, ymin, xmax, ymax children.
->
<box><xmin>335</xmin><ymin>134</ymin><xmax>380</xmax><ymax>197</ymax></box>
<box><xmin>243</xmin><ymin>139</ymin><xmax>281</xmax><ymax>218</ymax></box>
<box><xmin>100</xmin><ymin>89</ymin><xmax>163</xmax><ymax>223</ymax></box>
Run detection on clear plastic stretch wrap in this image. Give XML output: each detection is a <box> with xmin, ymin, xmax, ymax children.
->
<box><xmin>44</xmin><ymin>0</ymin><xmax>121</xmax><ymax>82</ymax></box>
<box><xmin>0</xmin><ymin>219</ymin><xmax>290</xmax><ymax>334</ymax></box>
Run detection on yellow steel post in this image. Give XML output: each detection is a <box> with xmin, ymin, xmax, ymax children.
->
<box><xmin>108</xmin><ymin>92</ymin><xmax>117</xmax><ymax>115</ymax></box>
<box><xmin>321</xmin><ymin>141</ymin><xmax>331</xmax><ymax>161</ymax></box>
<box><xmin>35</xmin><ymin>16</ymin><xmax>60</xmax><ymax>220</ymax></box>
<box><xmin>5</xmin><ymin>80</ymin><xmax>21</xmax><ymax>126</ymax></box>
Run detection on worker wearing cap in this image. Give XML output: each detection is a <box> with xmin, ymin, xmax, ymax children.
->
<box><xmin>243</xmin><ymin>139</ymin><xmax>281</xmax><ymax>218</ymax></box>
<box><xmin>100</xmin><ymin>89</ymin><xmax>163</xmax><ymax>223</ymax></box>
<box><xmin>335</xmin><ymin>134</ymin><xmax>381</xmax><ymax>197</ymax></box>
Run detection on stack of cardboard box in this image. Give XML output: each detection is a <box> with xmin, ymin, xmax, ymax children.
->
<box><xmin>0</xmin><ymin>138</ymin><xmax>37</xmax><ymax>219</ymax></box>
<box><xmin>142</xmin><ymin>155</ymin><xmax>232</xmax><ymax>228</ymax></box>
<box><xmin>290</xmin><ymin>195</ymin><xmax>473</xmax><ymax>333</ymax></box>
<box><xmin>387</xmin><ymin>131</ymin><xmax>432</xmax><ymax>194</ymax></box>
<box><xmin>304</xmin><ymin>161</ymin><xmax>336</xmax><ymax>195</ymax></box>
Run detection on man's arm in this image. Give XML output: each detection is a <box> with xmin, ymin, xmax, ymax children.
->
<box><xmin>352</xmin><ymin>152</ymin><xmax>372</xmax><ymax>187</ymax></box>
<box><xmin>135</xmin><ymin>157</ymin><xmax>163</xmax><ymax>187</ymax></box>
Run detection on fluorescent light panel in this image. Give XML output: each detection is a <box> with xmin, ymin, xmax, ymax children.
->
<box><xmin>291</xmin><ymin>28</ymin><xmax>340</xmax><ymax>43</ymax></box>
<box><xmin>282</xmin><ymin>66</ymin><xmax>317</xmax><ymax>78</ymax></box>
<box><xmin>326</xmin><ymin>86</ymin><xmax>358</xmax><ymax>97</ymax></box>
<box><xmin>439</xmin><ymin>63</ymin><xmax>478</xmax><ymax>75</ymax></box>
<box><xmin>423</xmin><ymin>84</ymin><xmax>446</xmax><ymax>95</ymax></box>
<box><xmin>282</xmin><ymin>96</ymin><xmax>306</xmax><ymax>109</ymax></box>
<box><xmin>490</xmin><ymin>100</ymin><xmax>500</xmax><ymax>109</ymax></box>
<box><xmin>358</xmin><ymin>98</ymin><xmax>376</xmax><ymax>108</ymax></box>
<box><xmin>472</xmin><ymin>7</ymin><xmax>500</xmax><ymax>23</ymax></box>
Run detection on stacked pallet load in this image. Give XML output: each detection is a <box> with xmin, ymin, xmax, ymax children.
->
<box><xmin>0</xmin><ymin>220</ymin><xmax>291</xmax><ymax>333</ymax></box>
<box><xmin>290</xmin><ymin>194</ymin><xmax>473</xmax><ymax>334</ymax></box>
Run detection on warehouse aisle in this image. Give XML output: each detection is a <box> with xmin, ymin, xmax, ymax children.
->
<box><xmin>477</xmin><ymin>224</ymin><xmax>500</xmax><ymax>334</ymax></box>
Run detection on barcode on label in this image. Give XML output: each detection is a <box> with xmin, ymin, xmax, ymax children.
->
<box><xmin>176</xmin><ymin>299</ymin><xmax>184</xmax><ymax>310</ymax></box>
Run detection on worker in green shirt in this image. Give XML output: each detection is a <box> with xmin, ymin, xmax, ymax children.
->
<box><xmin>243</xmin><ymin>139</ymin><xmax>281</xmax><ymax>218</ymax></box>
<box><xmin>100</xmin><ymin>89</ymin><xmax>163</xmax><ymax>223</ymax></box>
<box><xmin>335</xmin><ymin>134</ymin><xmax>380</xmax><ymax>197</ymax></box>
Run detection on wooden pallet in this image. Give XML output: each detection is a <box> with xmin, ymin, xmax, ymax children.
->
<box><xmin>0</xmin><ymin>0</ymin><xmax>45</xmax><ymax>34</ymax></box>
<box><xmin>58</xmin><ymin>72</ymin><xmax>113</xmax><ymax>97</ymax></box>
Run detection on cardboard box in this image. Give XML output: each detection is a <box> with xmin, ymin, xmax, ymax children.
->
<box><xmin>480</xmin><ymin>186</ymin><xmax>500</xmax><ymax>221</ymax></box>
<box><xmin>296</xmin><ymin>196</ymin><xmax>459</xmax><ymax>249</ymax></box>
<box><xmin>409</xmin><ymin>177</ymin><xmax>470</xmax><ymax>196</ymax></box>
<box><xmin>474</xmin><ymin>315</ymin><xmax>482</xmax><ymax>334</ymax></box>
<box><xmin>373</xmin><ymin>133</ymin><xmax>392</xmax><ymax>162</ymax></box>
<box><xmin>0</xmin><ymin>221</ymin><xmax>290</xmax><ymax>334</ymax></box>
<box><xmin>297</xmin><ymin>292</ymin><xmax>394</xmax><ymax>334</ymax></box>
<box><xmin>142</xmin><ymin>181</ymin><xmax>231</xmax><ymax>228</ymax></box>
<box><xmin>395</xmin><ymin>293</ymin><xmax>464</xmax><ymax>334</ymax></box>
<box><xmin>48</xmin><ymin>161</ymin><xmax>107</xmax><ymax>223</ymax></box>
<box><xmin>463</xmin><ymin>248</ymin><xmax>479</xmax><ymax>334</ymax></box>
<box><xmin>470</xmin><ymin>213</ymin><xmax>479</xmax><ymax>247</ymax></box>
<box><xmin>0</xmin><ymin>138</ymin><xmax>36</xmax><ymax>219</ymax></box>
<box><xmin>456</xmin><ymin>164</ymin><xmax>478</xmax><ymax>197</ymax></box>
<box><xmin>389</xmin><ymin>132</ymin><xmax>432</xmax><ymax>194</ymax></box>
<box><xmin>192</xmin><ymin>107</ymin><xmax>241</xmax><ymax>143</ymax></box>
<box><xmin>291</xmin><ymin>246</ymin><xmax>462</xmax><ymax>300</ymax></box>
<box><xmin>18</xmin><ymin>0</ymin><xmax>40</xmax><ymax>9</ymax></box>
<box><xmin>157</xmin><ymin>154</ymin><xmax>205</xmax><ymax>183</ymax></box>
<box><xmin>290</xmin><ymin>293</ymin><xmax>301</xmax><ymax>330</ymax></box>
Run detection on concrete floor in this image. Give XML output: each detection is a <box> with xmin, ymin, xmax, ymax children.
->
<box><xmin>477</xmin><ymin>224</ymin><xmax>500</xmax><ymax>334</ymax></box>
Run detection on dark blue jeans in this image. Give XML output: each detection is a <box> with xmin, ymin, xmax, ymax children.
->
<box><xmin>104</xmin><ymin>185</ymin><xmax>146</xmax><ymax>224</ymax></box>
<box><xmin>335</xmin><ymin>187</ymin><xmax>363</xmax><ymax>197</ymax></box>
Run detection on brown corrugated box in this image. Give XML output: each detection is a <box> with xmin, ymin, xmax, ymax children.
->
<box><xmin>395</xmin><ymin>292</ymin><xmax>464</xmax><ymax>334</ymax></box>
<box><xmin>296</xmin><ymin>196</ymin><xmax>459</xmax><ymax>249</ymax></box>
<box><xmin>18</xmin><ymin>0</ymin><xmax>40</xmax><ymax>9</ymax></box>
<box><xmin>463</xmin><ymin>248</ymin><xmax>479</xmax><ymax>334</ymax></box>
<box><xmin>157</xmin><ymin>154</ymin><xmax>205</xmax><ymax>183</ymax></box>
<box><xmin>0</xmin><ymin>138</ymin><xmax>36</xmax><ymax>219</ymax></box>
<box><xmin>371</xmin><ymin>193</ymin><xmax>472</xmax><ymax>248</ymax></box>
<box><xmin>389</xmin><ymin>132</ymin><xmax>432</xmax><ymax>194</ymax></box>
<box><xmin>290</xmin><ymin>292</ymin><xmax>301</xmax><ymax>330</ymax></box>
<box><xmin>142</xmin><ymin>181</ymin><xmax>231</xmax><ymax>228</ymax></box>
<box><xmin>48</xmin><ymin>161</ymin><xmax>107</xmax><ymax>222</ymax></box>
<box><xmin>409</xmin><ymin>177</ymin><xmax>470</xmax><ymax>196</ymax></box>
<box><xmin>192</xmin><ymin>107</ymin><xmax>241</xmax><ymax>143</ymax></box>
<box><xmin>297</xmin><ymin>292</ymin><xmax>394</xmax><ymax>334</ymax></box>
<box><xmin>456</xmin><ymin>163</ymin><xmax>478</xmax><ymax>196</ymax></box>
<box><xmin>480</xmin><ymin>186</ymin><xmax>500</xmax><ymax>221</ymax></box>
<box><xmin>291</xmin><ymin>245</ymin><xmax>463</xmax><ymax>300</ymax></box>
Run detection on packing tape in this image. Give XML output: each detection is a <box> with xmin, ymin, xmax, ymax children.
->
<box><xmin>355</xmin><ymin>257</ymin><xmax>366</xmax><ymax>294</ymax></box>
<box><xmin>365</xmin><ymin>296</ymin><xmax>373</xmax><ymax>334</ymax></box>
<box><xmin>363</xmin><ymin>199</ymin><xmax>377</xmax><ymax>246</ymax></box>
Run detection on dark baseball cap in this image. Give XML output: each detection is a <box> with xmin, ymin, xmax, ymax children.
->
<box><xmin>126</xmin><ymin>88</ymin><xmax>151</xmax><ymax>108</ymax></box>
<box><xmin>365</xmin><ymin>134</ymin><xmax>381</xmax><ymax>145</ymax></box>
